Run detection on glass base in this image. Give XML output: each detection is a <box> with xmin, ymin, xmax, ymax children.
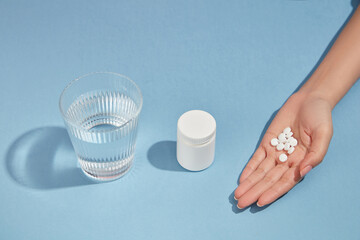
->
<box><xmin>79</xmin><ymin>156</ymin><xmax>133</xmax><ymax>181</ymax></box>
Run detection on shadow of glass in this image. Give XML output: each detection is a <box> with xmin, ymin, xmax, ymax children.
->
<box><xmin>6</xmin><ymin>126</ymin><xmax>95</xmax><ymax>189</ymax></box>
<box><xmin>147</xmin><ymin>141</ymin><xmax>186</xmax><ymax>171</ymax></box>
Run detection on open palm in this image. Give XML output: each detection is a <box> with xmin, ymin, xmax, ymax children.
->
<box><xmin>234</xmin><ymin>92</ymin><xmax>333</xmax><ymax>208</ymax></box>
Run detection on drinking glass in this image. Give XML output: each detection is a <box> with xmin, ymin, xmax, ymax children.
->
<box><xmin>59</xmin><ymin>72</ymin><xmax>143</xmax><ymax>181</ymax></box>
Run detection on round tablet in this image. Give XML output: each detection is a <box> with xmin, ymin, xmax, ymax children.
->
<box><xmin>289</xmin><ymin>138</ymin><xmax>298</xmax><ymax>147</ymax></box>
<box><xmin>288</xmin><ymin>146</ymin><xmax>295</xmax><ymax>154</ymax></box>
<box><xmin>278</xmin><ymin>133</ymin><xmax>287</xmax><ymax>143</ymax></box>
<box><xmin>276</xmin><ymin>143</ymin><xmax>284</xmax><ymax>151</ymax></box>
<box><xmin>283</xmin><ymin>127</ymin><xmax>291</xmax><ymax>134</ymax></box>
<box><xmin>279</xmin><ymin>153</ymin><xmax>288</xmax><ymax>162</ymax></box>
<box><xmin>284</xmin><ymin>142</ymin><xmax>291</xmax><ymax>151</ymax></box>
<box><xmin>286</xmin><ymin>132</ymin><xmax>293</xmax><ymax>138</ymax></box>
<box><xmin>271</xmin><ymin>138</ymin><xmax>279</xmax><ymax>146</ymax></box>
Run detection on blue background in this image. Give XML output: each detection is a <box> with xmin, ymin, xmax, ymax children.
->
<box><xmin>1</xmin><ymin>0</ymin><xmax>360</xmax><ymax>239</ymax></box>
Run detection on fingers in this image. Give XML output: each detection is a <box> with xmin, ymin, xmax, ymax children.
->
<box><xmin>235</xmin><ymin>157</ymin><xmax>275</xmax><ymax>200</ymax></box>
<box><xmin>299</xmin><ymin>125</ymin><xmax>333</xmax><ymax>177</ymax></box>
<box><xmin>236</xmin><ymin>164</ymin><xmax>289</xmax><ymax>208</ymax></box>
<box><xmin>257</xmin><ymin>166</ymin><xmax>302</xmax><ymax>207</ymax></box>
<box><xmin>239</xmin><ymin>146</ymin><xmax>266</xmax><ymax>183</ymax></box>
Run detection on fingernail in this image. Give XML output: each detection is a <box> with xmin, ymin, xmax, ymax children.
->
<box><xmin>256</xmin><ymin>202</ymin><xmax>263</xmax><ymax>207</ymax></box>
<box><xmin>300</xmin><ymin>165</ymin><xmax>312</xmax><ymax>177</ymax></box>
<box><xmin>236</xmin><ymin>204</ymin><xmax>242</xmax><ymax>209</ymax></box>
<box><xmin>234</xmin><ymin>196</ymin><xmax>238</xmax><ymax>201</ymax></box>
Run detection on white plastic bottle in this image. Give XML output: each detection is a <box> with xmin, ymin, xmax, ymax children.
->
<box><xmin>176</xmin><ymin>110</ymin><xmax>216</xmax><ymax>171</ymax></box>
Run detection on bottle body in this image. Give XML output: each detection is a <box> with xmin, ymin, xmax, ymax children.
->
<box><xmin>176</xmin><ymin>133</ymin><xmax>215</xmax><ymax>171</ymax></box>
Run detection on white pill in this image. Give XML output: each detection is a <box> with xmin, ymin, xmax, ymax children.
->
<box><xmin>289</xmin><ymin>138</ymin><xmax>298</xmax><ymax>147</ymax></box>
<box><xmin>279</xmin><ymin>153</ymin><xmax>288</xmax><ymax>162</ymax></box>
<box><xmin>284</xmin><ymin>142</ymin><xmax>291</xmax><ymax>151</ymax></box>
<box><xmin>288</xmin><ymin>146</ymin><xmax>295</xmax><ymax>154</ymax></box>
<box><xmin>286</xmin><ymin>131</ymin><xmax>293</xmax><ymax>138</ymax></box>
<box><xmin>283</xmin><ymin>127</ymin><xmax>291</xmax><ymax>134</ymax></box>
<box><xmin>271</xmin><ymin>138</ymin><xmax>279</xmax><ymax>146</ymax></box>
<box><xmin>278</xmin><ymin>133</ymin><xmax>287</xmax><ymax>143</ymax></box>
<box><xmin>276</xmin><ymin>143</ymin><xmax>284</xmax><ymax>151</ymax></box>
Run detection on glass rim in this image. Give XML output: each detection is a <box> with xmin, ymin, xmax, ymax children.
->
<box><xmin>59</xmin><ymin>72</ymin><xmax>143</xmax><ymax>133</ymax></box>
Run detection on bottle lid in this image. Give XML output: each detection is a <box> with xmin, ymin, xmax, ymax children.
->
<box><xmin>177</xmin><ymin>110</ymin><xmax>216</xmax><ymax>145</ymax></box>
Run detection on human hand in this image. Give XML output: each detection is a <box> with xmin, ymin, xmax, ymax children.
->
<box><xmin>234</xmin><ymin>91</ymin><xmax>333</xmax><ymax>208</ymax></box>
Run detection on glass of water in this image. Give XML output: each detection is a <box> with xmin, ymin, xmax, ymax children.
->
<box><xmin>59</xmin><ymin>72</ymin><xmax>143</xmax><ymax>181</ymax></box>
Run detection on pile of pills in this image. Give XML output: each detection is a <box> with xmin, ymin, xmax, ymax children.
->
<box><xmin>270</xmin><ymin>127</ymin><xmax>297</xmax><ymax>162</ymax></box>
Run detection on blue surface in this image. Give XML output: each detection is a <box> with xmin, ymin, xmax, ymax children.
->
<box><xmin>1</xmin><ymin>0</ymin><xmax>360</xmax><ymax>239</ymax></box>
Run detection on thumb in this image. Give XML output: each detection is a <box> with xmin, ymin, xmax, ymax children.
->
<box><xmin>299</xmin><ymin>125</ymin><xmax>333</xmax><ymax>177</ymax></box>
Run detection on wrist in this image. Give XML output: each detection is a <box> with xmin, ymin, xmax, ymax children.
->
<box><xmin>297</xmin><ymin>75</ymin><xmax>338</xmax><ymax>109</ymax></box>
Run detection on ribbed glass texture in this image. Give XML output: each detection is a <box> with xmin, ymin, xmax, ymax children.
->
<box><xmin>59</xmin><ymin>72</ymin><xmax>142</xmax><ymax>181</ymax></box>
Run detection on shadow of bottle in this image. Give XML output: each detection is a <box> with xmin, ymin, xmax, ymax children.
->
<box><xmin>147</xmin><ymin>141</ymin><xmax>186</xmax><ymax>172</ymax></box>
<box><xmin>6</xmin><ymin>126</ymin><xmax>95</xmax><ymax>189</ymax></box>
